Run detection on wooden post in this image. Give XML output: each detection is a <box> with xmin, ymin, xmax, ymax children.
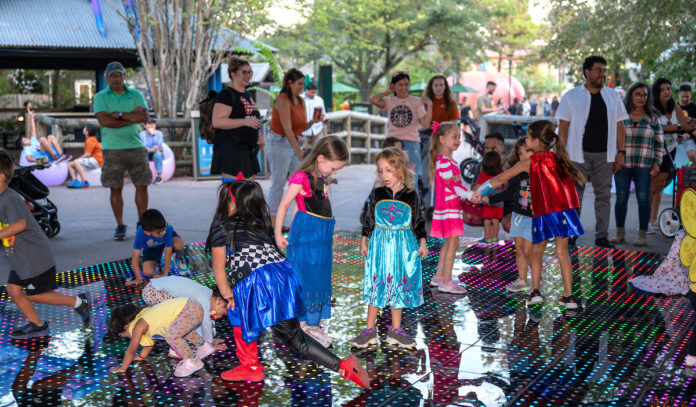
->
<box><xmin>366</xmin><ymin>119</ymin><xmax>372</xmax><ymax>163</ymax></box>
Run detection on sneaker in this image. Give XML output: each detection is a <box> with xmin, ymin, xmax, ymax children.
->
<box><xmin>527</xmin><ymin>289</ymin><xmax>543</xmax><ymax>305</ymax></box>
<box><xmin>11</xmin><ymin>322</ymin><xmax>50</xmax><ymax>339</ymax></box>
<box><xmin>351</xmin><ymin>327</ymin><xmax>378</xmax><ymax>348</ymax></box>
<box><xmin>67</xmin><ymin>180</ymin><xmax>81</xmax><ymax>188</ymax></box>
<box><xmin>302</xmin><ymin>325</ymin><xmax>331</xmax><ymax>348</ymax></box>
<box><xmin>80</xmin><ymin>181</ymin><xmax>90</xmax><ymax>189</ymax></box>
<box><xmin>168</xmin><ymin>348</ymin><xmax>182</xmax><ymax>359</ymax></box>
<box><xmin>438</xmin><ymin>279</ymin><xmax>467</xmax><ymax>294</ymax></box>
<box><xmin>154</xmin><ymin>176</ymin><xmax>163</xmax><ymax>185</ymax></box>
<box><xmin>197</xmin><ymin>342</ymin><xmax>217</xmax><ymax>359</ymax></box>
<box><xmin>506</xmin><ymin>279</ymin><xmax>530</xmax><ymax>293</ymax></box>
<box><xmin>340</xmin><ymin>355</ymin><xmax>370</xmax><ymax>389</ymax></box>
<box><xmin>74</xmin><ymin>293</ymin><xmax>92</xmax><ymax>327</ymax></box>
<box><xmin>686</xmin><ymin>355</ymin><xmax>696</xmax><ymax>368</ymax></box>
<box><xmin>647</xmin><ymin>222</ymin><xmax>657</xmax><ymax>235</ymax></box>
<box><xmin>386</xmin><ymin>327</ymin><xmax>416</xmax><ymax>348</ymax></box>
<box><xmin>174</xmin><ymin>257</ymin><xmax>190</xmax><ymax>273</ymax></box>
<box><xmin>429</xmin><ymin>275</ymin><xmax>443</xmax><ymax>287</ymax></box>
<box><xmin>221</xmin><ymin>364</ymin><xmax>265</xmax><ymax>382</ymax></box>
<box><xmin>174</xmin><ymin>357</ymin><xmax>204</xmax><ymax>377</ymax></box>
<box><xmin>478</xmin><ymin>238</ymin><xmax>489</xmax><ymax>244</ymax></box>
<box><xmin>558</xmin><ymin>295</ymin><xmax>579</xmax><ymax>310</ymax></box>
<box><xmin>114</xmin><ymin>224</ymin><xmax>127</xmax><ymax>240</ymax></box>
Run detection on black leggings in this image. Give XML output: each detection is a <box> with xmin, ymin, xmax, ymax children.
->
<box><xmin>271</xmin><ymin>318</ymin><xmax>341</xmax><ymax>372</ymax></box>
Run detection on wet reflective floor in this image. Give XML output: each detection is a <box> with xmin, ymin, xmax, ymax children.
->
<box><xmin>0</xmin><ymin>234</ymin><xmax>694</xmax><ymax>406</ymax></box>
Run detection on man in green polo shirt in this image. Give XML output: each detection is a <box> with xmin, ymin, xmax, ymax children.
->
<box><xmin>94</xmin><ymin>61</ymin><xmax>151</xmax><ymax>240</ymax></box>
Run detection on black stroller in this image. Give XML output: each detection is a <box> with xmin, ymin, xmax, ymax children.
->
<box><xmin>10</xmin><ymin>164</ymin><xmax>60</xmax><ymax>238</ymax></box>
<box><xmin>459</xmin><ymin>116</ymin><xmax>485</xmax><ymax>184</ymax></box>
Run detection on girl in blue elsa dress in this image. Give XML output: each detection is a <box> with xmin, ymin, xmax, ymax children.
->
<box><xmin>353</xmin><ymin>147</ymin><xmax>428</xmax><ymax>349</ymax></box>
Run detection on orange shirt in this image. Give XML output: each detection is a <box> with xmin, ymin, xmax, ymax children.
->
<box><xmin>270</xmin><ymin>93</ymin><xmax>306</xmax><ymax>137</ymax></box>
<box><xmin>84</xmin><ymin>136</ymin><xmax>103</xmax><ymax>167</ymax></box>
<box><xmin>431</xmin><ymin>97</ymin><xmax>460</xmax><ymax>124</ymax></box>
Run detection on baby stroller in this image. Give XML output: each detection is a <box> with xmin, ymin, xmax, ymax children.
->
<box><xmin>10</xmin><ymin>164</ymin><xmax>60</xmax><ymax>238</ymax></box>
<box><xmin>659</xmin><ymin>165</ymin><xmax>696</xmax><ymax>237</ymax></box>
<box><xmin>459</xmin><ymin>116</ymin><xmax>485</xmax><ymax>184</ymax></box>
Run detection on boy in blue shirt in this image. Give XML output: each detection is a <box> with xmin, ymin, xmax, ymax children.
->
<box><xmin>127</xmin><ymin>209</ymin><xmax>188</xmax><ymax>286</ymax></box>
<box><xmin>139</xmin><ymin>118</ymin><xmax>164</xmax><ymax>184</ymax></box>
<box><xmin>0</xmin><ymin>149</ymin><xmax>91</xmax><ymax>338</ymax></box>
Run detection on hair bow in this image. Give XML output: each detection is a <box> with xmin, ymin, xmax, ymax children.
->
<box><xmin>432</xmin><ymin>121</ymin><xmax>440</xmax><ymax>135</ymax></box>
<box><xmin>227</xmin><ymin>172</ymin><xmax>245</xmax><ymax>203</ymax></box>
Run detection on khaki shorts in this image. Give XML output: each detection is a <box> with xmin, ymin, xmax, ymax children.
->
<box><xmin>101</xmin><ymin>147</ymin><xmax>152</xmax><ymax>188</ymax></box>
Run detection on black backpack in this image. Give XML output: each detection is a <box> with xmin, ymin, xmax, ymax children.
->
<box><xmin>199</xmin><ymin>90</ymin><xmax>218</xmax><ymax>144</ymax></box>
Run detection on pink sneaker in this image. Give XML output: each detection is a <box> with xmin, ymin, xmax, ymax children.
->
<box><xmin>174</xmin><ymin>357</ymin><xmax>204</xmax><ymax>377</ymax></box>
<box><xmin>438</xmin><ymin>279</ymin><xmax>467</xmax><ymax>294</ymax></box>
<box><xmin>429</xmin><ymin>275</ymin><xmax>443</xmax><ymax>287</ymax></box>
<box><xmin>197</xmin><ymin>341</ymin><xmax>216</xmax><ymax>359</ymax></box>
<box><xmin>168</xmin><ymin>348</ymin><xmax>182</xmax><ymax>359</ymax></box>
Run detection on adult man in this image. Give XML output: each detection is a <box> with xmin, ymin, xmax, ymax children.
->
<box><xmin>93</xmin><ymin>62</ymin><xmax>150</xmax><ymax>240</ymax></box>
<box><xmin>678</xmin><ymin>84</ymin><xmax>696</xmax><ymax>163</ymax></box>
<box><xmin>521</xmin><ymin>97</ymin><xmax>531</xmax><ymax>116</ymax></box>
<box><xmin>542</xmin><ymin>98</ymin><xmax>551</xmax><ymax>117</ymax></box>
<box><xmin>301</xmin><ymin>83</ymin><xmax>326</xmax><ymax>141</ymax></box>
<box><xmin>550</xmin><ymin>96</ymin><xmax>559</xmax><ymax>116</ymax></box>
<box><xmin>477</xmin><ymin>81</ymin><xmax>497</xmax><ymax>120</ymax></box>
<box><xmin>556</xmin><ymin>55</ymin><xmax>628</xmax><ymax>248</ymax></box>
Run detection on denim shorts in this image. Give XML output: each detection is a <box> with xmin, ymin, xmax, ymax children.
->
<box><xmin>509</xmin><ymin>212</ymin><xmax>533</xmax><ymax>242</ymax></box>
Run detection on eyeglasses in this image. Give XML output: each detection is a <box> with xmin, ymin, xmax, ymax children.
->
<box><xmin>633</xmin><ymin>93</ymin><xmax>648</xmax><ymax>98</ymax></box>
<box><xmin>590</xmin><ymin>68</ymin><xmax>608</xmax><ymax>74</ymax></box>
<box><xmin>240</xmin><ymin>70</ymin><xmax>253</xmax><ymax>76</ymax></box>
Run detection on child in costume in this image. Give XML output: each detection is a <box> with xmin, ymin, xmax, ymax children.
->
<box><xmin>352</xmin><ymin>147</ymin><xmax>428</xmax><ymax>349</ymax></box>
<box><xmin>208</xmin><ymin>180</ymin><xmax>369</xmax><ymax>388</ymax></box>
<box><xmin>109</xmin><ymin>298</ymin><xmax>209</xmax><ymax>377</ymax></box>
<box><xmin>274</xmin><ymin>136</ymin><xmax>349</xmax><ymax>347</ymax></box>
<box><xmin>476</xmin><ymin>151</ymin><xmax>504</xmax><ymax>242</ymax></box>
<box><xmin>474</xmin><ymin>120</ymin><xmax>585</xmax><ymax>309</ymax></box>
<box><xmin>428</xmin><ymin>122</ymin><xmax>478</xmax><ymax>294</ymax></box>
<box><xmin>484</xmin><ymin>138</ymin><xmax>535</xmax><ymax>295</ymax></box>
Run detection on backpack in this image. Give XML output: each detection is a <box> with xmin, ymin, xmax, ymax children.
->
<box><xmin>199</xmin><ymin>90</ymin><xmax>218</xmax><ymax>144</ymax></box>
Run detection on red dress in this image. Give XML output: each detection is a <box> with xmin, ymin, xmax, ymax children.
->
<box><xmin>476</xmin><ymin>172</ymin><xmax>503</xmax><ymax>219</ymax></box>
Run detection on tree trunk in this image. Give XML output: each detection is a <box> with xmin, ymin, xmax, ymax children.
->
<box><xmin>51</xmin><ymin>70</ymin><xmax>60</xmax><ymax>109</ymax></box>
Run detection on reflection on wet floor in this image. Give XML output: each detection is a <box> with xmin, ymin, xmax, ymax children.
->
<box><xmin>1</xmin><ymin>234</ymin><xmax>695</xmax><ymax>406</ymax></box>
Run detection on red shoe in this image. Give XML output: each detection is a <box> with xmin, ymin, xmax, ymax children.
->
<box><xmin>221</xmin><ymin>364</ymin><xmax>265</xmax><ymax>382</ymax></box>
<box><xmin>340</xmin><ymin>355</ymin><xmax>370</xmax><ymax>389</ymax></box>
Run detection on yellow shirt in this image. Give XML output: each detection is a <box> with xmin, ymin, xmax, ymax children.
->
<box><xmin>128</xmin><ymin>297</ymin><xmax>189</xmax><ymax>346</ymax></box>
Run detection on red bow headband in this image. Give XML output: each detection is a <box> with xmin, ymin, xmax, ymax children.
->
<box><xmin>227</xmin><ymin>172</ymin><xmax>245</xmax><ymax>203</ymax></box>
<box><xmin>431</xmin><ymin>121</ymin><xmax>440</xmax><ymax>135</ymax></box>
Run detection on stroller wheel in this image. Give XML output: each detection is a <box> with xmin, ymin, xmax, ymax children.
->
<box><xmin>658</xmin><ymin>208</ymin><xmax>681</xmax><ymax>238</ymax></box>
<box><xmin>50</xmin><ymin>221</ymin><xmax>61</xmax><ymax>237</ymax></box>
<box><xmin>41</xmin><ymin>222</ymin><xmax>55</xmax><ymax>238</ymax></box>
<box><xmin>460</xmin><ymin>158</ymin><xmax>479</xmax><ymax>185</ymax></box>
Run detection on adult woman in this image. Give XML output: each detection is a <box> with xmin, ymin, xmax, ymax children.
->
<box><xmin>370</xmin><ymin>71</ymin><xmax>432</xmax><ymax>177</ymax></box>
<box><xmin>421</xmin><ymin>75</ymin><xmax>460</xmax><ymax>206</ymax></box>
<box><xmin>268</xmin><ymin>68</ymin><xmax>322</xmax><ymax>224</ymax></box>
<box><xmin>610</xmin><ymin>83</ymin><xmax>664</xmax><ymax>246</ymax></box>
<box><xmin>211</xmin><ymin>57</ymin><xmax>264</xmax><ymax>181</ymax></box>
<box><xmin>648</xmin><ymin>78</ymin><xmax>695</xmax><ymax>231</ymax></box>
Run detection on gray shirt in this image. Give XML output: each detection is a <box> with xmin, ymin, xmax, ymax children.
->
<box><xmin>0</xmin><ymin>188</ymin><xmax>55</xmax><ymax>279</ymax></box>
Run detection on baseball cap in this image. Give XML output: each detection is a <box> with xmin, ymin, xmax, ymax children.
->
<box><xmin>105</xmin><ymin>62</ymin><xmax>126</xmax><ymax>76</ymax></box>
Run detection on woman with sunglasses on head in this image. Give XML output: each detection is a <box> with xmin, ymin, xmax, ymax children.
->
<box><xmin>370</xmin><ymin>71</ymin><xmax>433</xmax><ymax>178</ymax></box>
<box><xmin>647</xmin><ymin>78</ymin><xmax>696</xmax><ymax>233</ymax></box>
<box><xmin>610</xmin><ymin>83</ymin><xmax>664</xmax><ymax>246</ymax></box>
<box><xmin>211</xmin><ymin>57</ymin><xmax>265</xmax><ymax>183</ymax></box>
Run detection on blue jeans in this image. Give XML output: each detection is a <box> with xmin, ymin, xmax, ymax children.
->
<box><xmin>614</xmin><ymin>167</ymin><xmax>651</xmax><ymax>231</ymax></box>
<box><xmin>266</xmin><ymin>131</ymin><xmax>300</xmax><ymax>215</ymax></box>
<box><xmin>149</xmin><ymin>150</ymin><xmax>163</xmax><ymax>174</ymax></box>
<box><xmin>400</xmin><ymin>139</ymin><xmax>422</xmax><ymax>179</ymax></box>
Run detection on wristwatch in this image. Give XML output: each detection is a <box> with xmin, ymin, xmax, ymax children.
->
<box><xmin>617</xmin><ymin>150</ymin><xmax>626</xmax><ymax>155</ymax></box>
<box><xmin>118</xmin><ymin>112</ymin><xmax>124</xmax><ymax>120</ymax></box>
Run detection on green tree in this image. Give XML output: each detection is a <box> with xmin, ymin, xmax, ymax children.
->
<box><xmin>543</xmin><ymin>0</ymin><xmax>696</xmax><ymax>85</ymax></box>
<box><xmin>269</xmin><ymin>0</ymin><xmax>486</xmax><ymax>101</ymax></box>
<box><xmin>481</xmin><ymin>0</ymin><xmax>542</xmax><ymax>72</ymax></box>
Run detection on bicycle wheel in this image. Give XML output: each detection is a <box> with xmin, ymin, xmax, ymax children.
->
<box><xmin>659</xmin><ymin>207</ymin><xmax>681</xmax><ymax>238</ymax></box>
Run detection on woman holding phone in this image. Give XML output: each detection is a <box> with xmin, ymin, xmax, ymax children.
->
<box><xmin>211</xmin><ymin>56</ymin><xmax>264</xmax><ymax>181</ymax></box>
<box><xmin>268</xmin><ymin>68</ymin><xmax>323</xmax><ymax>226</ymax></box>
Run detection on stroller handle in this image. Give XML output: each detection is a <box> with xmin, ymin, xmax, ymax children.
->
<box><xmin>15</xmin><ymin>163</ymin><xmax>50</xmax><ymax>174</ymax></box>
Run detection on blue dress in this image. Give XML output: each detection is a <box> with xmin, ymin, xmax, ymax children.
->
<box><xmin>362</xmin><ymin>187</ymin><xmax>425</xmax><ymax>309</ymax></box>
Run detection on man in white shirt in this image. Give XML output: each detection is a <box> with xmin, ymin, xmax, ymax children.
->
<box><xmin>522</xmin><ymin>97</ymin><xmax>531</xmax><ymax>116</ymax></box>
<box><xmin>556</xmin><ymin>55</ymin><xmax>628</xmax><ymax>248</ymax></box>
<box><xmin>302</xmin><ymin>83</ymin><xmax>326</xmax><ymax>140</ymax></box>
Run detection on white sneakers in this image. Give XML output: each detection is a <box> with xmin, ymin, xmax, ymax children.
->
<box><xmin>174</xmin><ymin>357</ymin><xmax>204</xmax><ymax>377</ymax></box>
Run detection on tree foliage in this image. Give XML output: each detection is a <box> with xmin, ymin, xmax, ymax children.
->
<box><xmin>480</xmin><ymin>0</ymin><xmax>542</xmax><ymax>72</ymax></box>
<box><xmin>269</xmin><ymin>0</ymin><xmax>486</xmax><ymax>101</ymax></box>
<box><xmin>543</xmin><ymin>0</ymin><xmax>696</xmax><ymax>85</ymax></box>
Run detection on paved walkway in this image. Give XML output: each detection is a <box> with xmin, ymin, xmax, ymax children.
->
<box><xmin>43</xmin><ymin>164</ymin><xmax>675</xmax><ymax>274</ymax></box>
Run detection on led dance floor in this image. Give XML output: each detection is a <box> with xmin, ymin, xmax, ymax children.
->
<box><xmin>0</xmin><ymin>234</ymin><xmax>693</xmax><ymax>406</ymax></box>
